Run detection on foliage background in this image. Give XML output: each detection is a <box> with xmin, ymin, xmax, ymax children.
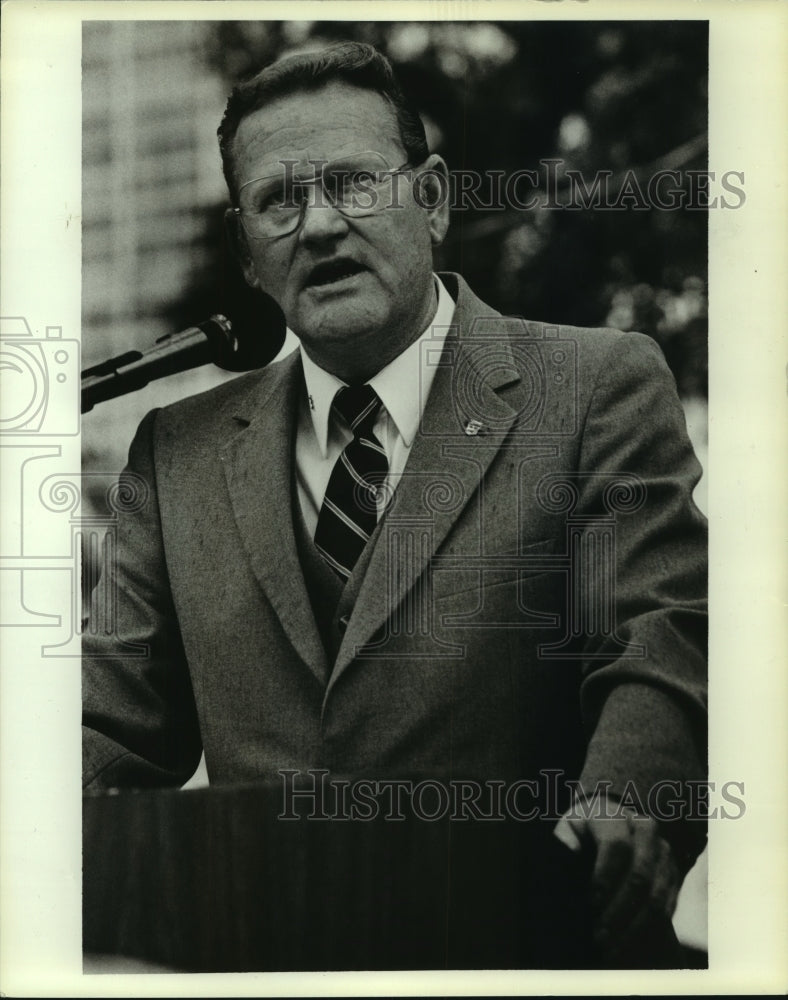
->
<box><xmin>179</xmin><ymin>19</ymin><xmax>708</xmax><ymax>396</ymax></box>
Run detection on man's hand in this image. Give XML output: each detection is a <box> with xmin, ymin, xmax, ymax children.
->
<box><xmin>554</xmin><ymin>800</ymin><xmax>682</xmax><ymax>960</ymax></box>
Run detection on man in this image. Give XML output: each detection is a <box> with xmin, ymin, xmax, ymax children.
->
<box><xmin>83</xmin><ymin>42</ymin><xmax>707</xmax><ymax>968</ymax></box>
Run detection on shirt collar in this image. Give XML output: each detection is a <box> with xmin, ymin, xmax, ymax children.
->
<box><xmin>299</xmin><ymin>350</ymin><xmax>345</xmax><ymax>459</ymax></box>
<box><xmin>299</xmin><ymin>274</ymin><xmax>456</xmax><ymax>457</ymax></box>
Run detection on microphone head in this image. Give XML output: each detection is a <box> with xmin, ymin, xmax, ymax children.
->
<box><xmin>211</xmin><ymin>289</ymin><xmax>287</xmax><ymax>372</ymax></box>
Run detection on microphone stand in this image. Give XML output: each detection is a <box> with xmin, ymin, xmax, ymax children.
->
<box><xmin>81</xmin><ymin>314</ymin><xmax>279</xmax><ymax>414</ymax></box>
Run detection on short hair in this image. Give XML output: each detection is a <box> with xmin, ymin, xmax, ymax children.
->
<box><xmin>217</xmin><ymin>41</ymin><xmax>429</xmax><ymax>202</ymax></box>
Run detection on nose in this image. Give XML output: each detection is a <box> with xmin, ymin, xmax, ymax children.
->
<box><xmin>297</xmin><ymin>188</ymin><xmax>350</xmax><ymax>245</ymax></box>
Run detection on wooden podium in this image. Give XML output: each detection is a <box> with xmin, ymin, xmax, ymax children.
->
<box><xmin>83</xmin><ymin>779</ymin><xmax>605</xmax><ymax>971</ymax></box>
<box><xmin>83</xmin><ymin>778</ymin><xmax>686</xmax><ymax>972</ymax></box>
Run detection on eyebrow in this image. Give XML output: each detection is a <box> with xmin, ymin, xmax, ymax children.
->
<box><xmin>240</xmin><ymin>153</ymin><xmax>392</xmax><ymax>192</ymax></box>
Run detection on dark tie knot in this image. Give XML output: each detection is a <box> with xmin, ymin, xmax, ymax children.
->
<box><xmin>333</xmin><ymin>384</ymin><xmax>382</xmax><ymax>436</ymax></box>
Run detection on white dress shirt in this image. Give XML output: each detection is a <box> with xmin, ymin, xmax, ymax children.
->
<box><xmin>295</xmin><ymin>274</ymin><xmax>456</xmax><ymax>537</ymax></box>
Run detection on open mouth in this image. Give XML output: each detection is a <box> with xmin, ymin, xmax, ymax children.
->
<box><xmin>306</xmin><ymin>259</ymin><xmax>367</xmax><ymax>288</ymax></box>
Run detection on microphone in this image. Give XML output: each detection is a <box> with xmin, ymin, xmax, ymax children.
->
<box><xmin>81</xmin><ymin>301</ymin><xmax>287</xmax><ymax>414</ymax></box>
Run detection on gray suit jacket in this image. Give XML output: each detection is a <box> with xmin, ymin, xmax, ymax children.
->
<box><xmin>83</xmin><ymin>273</ymin><xmax>707</xmax><ymax>859</ymax></box>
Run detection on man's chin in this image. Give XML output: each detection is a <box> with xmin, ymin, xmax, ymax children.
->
<box><xmin>295</xmin><ymin>291</ymin><xmax>386</xmax><ymax>348</ymax></box>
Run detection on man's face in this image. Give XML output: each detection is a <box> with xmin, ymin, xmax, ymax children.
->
<box><xmin>229</xmin><ymin>80</ymin><xmax>448</xmax><ymax>379</ymax></box>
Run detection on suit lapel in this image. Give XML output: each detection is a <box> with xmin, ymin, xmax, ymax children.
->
<box><xmin>220</xmin><ymin>352</ymin><xmax>328</xmax><ymax>684</ymax></box>
<box><xmin>328</xmin><ymin>276</ymin><xmax>527</xmax><ymax>691</ymax></box>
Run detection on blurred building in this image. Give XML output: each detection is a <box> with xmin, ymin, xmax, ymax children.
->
<box><xmin>82</xmin><ymin>21</ymin><xmax>238</xmax><ymax>484</ymax></box>
<box><xmin>82</xmin><ymin>21</ymin><xmax>228</xmax><ymax>367</ymax></box>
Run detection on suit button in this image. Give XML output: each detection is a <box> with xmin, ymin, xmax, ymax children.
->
<box><xmin>338</xmin><ymin>615</ymin><xmax>349</xmax><ymax>633</ymax></box>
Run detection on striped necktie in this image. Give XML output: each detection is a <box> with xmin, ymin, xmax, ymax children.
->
<box><xmin>314</xmin><ymin>384</ymin><xmax>388</xmax><ymax>580</ymax></box>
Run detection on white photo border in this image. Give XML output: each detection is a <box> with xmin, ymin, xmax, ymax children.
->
<box><xmin>1</xmin><ymin>0</ymin><xmax>786</xmax><ymax>995</ymax></box>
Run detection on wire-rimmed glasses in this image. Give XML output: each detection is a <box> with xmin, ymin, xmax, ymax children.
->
<box><xmin>234</xmin><ymin>151</ymin><xmax>416</xmax><ymax>241</ymax></box>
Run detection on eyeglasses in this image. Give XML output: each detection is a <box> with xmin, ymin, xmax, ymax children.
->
<box><xmin>234</xmin><ymin>151</ymin><xmax>415</xmax><ymax>241</ymax></box>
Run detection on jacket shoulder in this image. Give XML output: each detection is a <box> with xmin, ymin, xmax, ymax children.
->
<box><xmin>495</xmin><ymin>317</ymin><xmax>670</xmax><ymax>390</ymax></box>
<box><xmin>520</xmin><ymin>319</ymin><xmax>662</xmax><ymax>357</ymax></box>
<box><xmin>155</xmin><ymin>347</ymin><xmax>300</xmax><ymax>433</ymax></box>
<box><xmin>445</xmin><ymin>271</ymin><xmax>665</xmax><ymax>372</ymax></box>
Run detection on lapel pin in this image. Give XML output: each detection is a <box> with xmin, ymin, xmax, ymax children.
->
<box><xmin>464</xmin><ymin>419</ymin><xmax>484</xmax><ymax>436</ymax></box>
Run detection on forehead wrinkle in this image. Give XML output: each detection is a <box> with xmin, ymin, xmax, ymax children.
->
<box><xmin>230</xmin><ymin>84</ymin><xmax>405</xmax><ymax>188</ymax></box>
<box><xmin>240</xmin><ymin>122</ymin><xmax>369</xmax><ymax>167</ymax></box>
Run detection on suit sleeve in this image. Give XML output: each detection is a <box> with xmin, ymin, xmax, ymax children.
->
<box><xmin>573</xmin><ymin>332</ymin><xmax>707</xmax><ymax>868</ymax></box>
<box><xmin>82</xmin><ymin>408</ymin><xmax>202</xmax><ymax>791</ymax></box>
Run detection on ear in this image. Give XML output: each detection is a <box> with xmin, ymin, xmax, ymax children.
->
<box><xmin>415</xmin><ymin>154</ymin><xmax>451</xmax><ymax>248</ymax></box>
<box><xmin>224</xmin><ymin>207</ymin><xmax>260</xmax><ymax>289</ymax></box>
